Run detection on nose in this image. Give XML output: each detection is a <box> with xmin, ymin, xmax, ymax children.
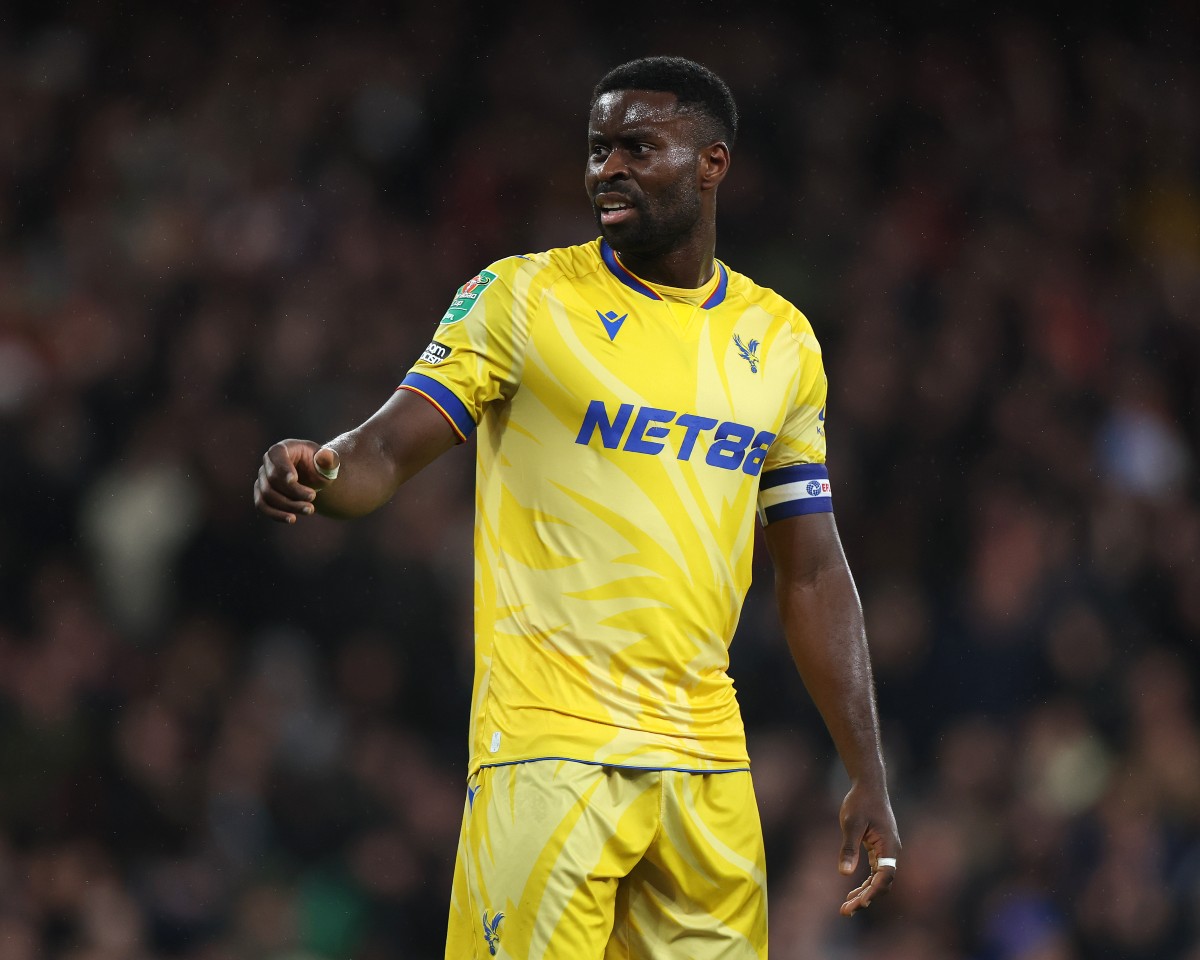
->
<box><xmin>596</xmin><ymin>148</ymin><xmax>628</xmax><ymax>182</ymax></box>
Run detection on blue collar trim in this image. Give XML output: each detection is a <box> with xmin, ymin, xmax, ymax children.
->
<box><xmin>599</xmin><ymin>239</ymin><xmax>727</xmax><ymax>308</ymax></box>
<box><xmin>600</xmin><ymin>239</ymin><xmax>663</xmax><ymax>300</ymax></box>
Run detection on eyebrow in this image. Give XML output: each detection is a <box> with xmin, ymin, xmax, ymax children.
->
<box><xmin>588</xmin><ymin>126</ymin><xmax>667</xmax><ymax>141</ymax></box>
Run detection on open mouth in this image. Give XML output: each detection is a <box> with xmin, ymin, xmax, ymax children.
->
<box><xmin>595</xmin><ymin>194</ymin><xmax>636</xmax><ymax>226</ymax></box>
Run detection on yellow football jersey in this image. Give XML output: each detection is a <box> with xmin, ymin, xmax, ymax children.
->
<box><xmin>401</xmin><ymin>238</ymin><xmax>830</xmax><ymax>775</ymax></box>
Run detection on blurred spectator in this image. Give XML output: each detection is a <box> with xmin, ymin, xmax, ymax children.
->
<box><xmin>2</xmin><ymin>2</ymin><xmax>1198</xmax><ymax>957</ymax></box>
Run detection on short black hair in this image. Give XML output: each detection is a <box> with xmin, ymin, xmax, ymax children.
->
<box><xmin>591</xmin><ymin>56</ymin><xmax>738</xmax><ymax>147</ymax></box>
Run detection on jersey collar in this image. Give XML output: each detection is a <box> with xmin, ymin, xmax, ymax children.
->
<box><xmin>599</xmin><ymin>239</ymin><xmax>728</xmax><ymax>309</ymax></box>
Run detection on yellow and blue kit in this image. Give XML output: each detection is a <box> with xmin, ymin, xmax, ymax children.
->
<box><xmin>402</xmin><ymin>238</ymin><xmax>829</xmax><ymax>776</ymax></box>
<box><xmin>401</xmin><ymin>238</ymin><xmax>830</xmax><ymax>957</ymax></box>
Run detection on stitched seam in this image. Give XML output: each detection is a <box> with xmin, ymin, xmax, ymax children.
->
<box><xmin>650</xmin><ymin>769</ymin><xmax>666</xmax><ymax>851</ymax></box>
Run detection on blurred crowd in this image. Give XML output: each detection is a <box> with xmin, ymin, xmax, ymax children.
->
<box><xmin>2</xmin><ymin>2</ymin><xmax>1199</xmax><ymax>958</ymax></box>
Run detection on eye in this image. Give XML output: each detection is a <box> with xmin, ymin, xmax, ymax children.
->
<box><xmin>589</xmin><ymin>143</ymin><xmax>609</xmax><ymax>161</ymax></box>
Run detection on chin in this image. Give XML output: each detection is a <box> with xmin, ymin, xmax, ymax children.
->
<box><xmin>600</xmin><ymin>225</ymin><xmax>654</xmax><ymax>256</ymax></box>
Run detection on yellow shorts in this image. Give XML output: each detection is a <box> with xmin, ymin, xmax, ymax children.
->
<box><xmin>445</xmin><ymin>760</ymin><xmax>767</xmax><ymax>959</ymax></box>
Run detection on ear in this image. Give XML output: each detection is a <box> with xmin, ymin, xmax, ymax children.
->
<box><xmin>698</xmin><ymin>141</ymin><xmax>731</xmax><ymax>191</ymax></box>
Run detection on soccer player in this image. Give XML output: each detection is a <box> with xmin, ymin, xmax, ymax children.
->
<box><xmin>255</xmin><ymin>56</ymin><xmax>899</xmax><ymax>959</ymax></box>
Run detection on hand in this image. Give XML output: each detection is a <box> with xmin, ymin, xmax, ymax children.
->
<box><xmin>253</xmin><ymin>440</ymin><xmax>341</xmax><ymax>523</ymax></box>
<box><xmin>837</xmin><ymin>779</ymin><xmax>900</xmax><ymax>916</ymax></box>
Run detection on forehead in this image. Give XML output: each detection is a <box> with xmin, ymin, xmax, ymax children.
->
<box><xmin>588</xmin><ymin>89</ymin><xmax>689</xmax><ymax>135</ymax></box>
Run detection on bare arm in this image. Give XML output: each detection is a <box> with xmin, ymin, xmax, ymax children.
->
<box><xmin>764</xmin><ymin>511</ymin><xmax>900</xmax><ymax>915</ymax></box>
<box><xmin>254</xmin><ymin>388</ymin><xmax>460</xmax><ymax>522</ymax></box>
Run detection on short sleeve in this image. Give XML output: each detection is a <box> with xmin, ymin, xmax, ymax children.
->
<box><xmin>757</xmin><ymin>329</ymin><xmax>832</xmax><ymax>524</ymax></box>
<box><xmin>399</xmin><ymin>257</ymin><xmax>540</xmax><ymax>441</ymax></box>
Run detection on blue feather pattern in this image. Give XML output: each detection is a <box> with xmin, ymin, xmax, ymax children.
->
<box><xmin>483</xmin><ymin>910</ymin><xmax>505</xmax><ymax>955</ymax></box>
<box><xmin>733</xmin><ymin>334</ymin><xmax>760</xmax><ymax>373</ymax></box>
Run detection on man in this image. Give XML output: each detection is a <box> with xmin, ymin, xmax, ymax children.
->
<box><xmin>255</xmin><ymin>56</ymin><xmax>898</xmax><ymax>959</ymax></box>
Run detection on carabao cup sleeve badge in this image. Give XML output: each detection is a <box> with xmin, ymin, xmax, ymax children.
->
<box><xmin>441</xmin><ymin>270</ymin><xmax>497</xmax><ymax>324</ymax></box>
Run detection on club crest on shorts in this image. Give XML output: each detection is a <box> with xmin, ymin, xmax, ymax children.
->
<box><xmin>482</xmin><ymin>909</ymin><xmax>504</xmax><ymax>955</ymax></box>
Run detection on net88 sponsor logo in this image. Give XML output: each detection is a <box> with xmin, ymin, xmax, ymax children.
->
<box><xmin>576</xmin><ymin>399</ymin><xmax>775</xmax><ymax>476</ymax></box>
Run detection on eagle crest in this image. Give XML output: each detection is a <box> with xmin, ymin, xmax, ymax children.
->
<box><xmin>734</xmin><ymin>334</ymin><xmax>760</xmax><ymax>373</ymax></box>
<box><xmin>483</xmin><ymin>910</ymin><xmax>504</xmax><ymax>956</ymax></box>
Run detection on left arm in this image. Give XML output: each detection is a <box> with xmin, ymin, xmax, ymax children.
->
<box><xmin>764</xmin><ymin>511</ymin><xmax>901</xmax><ymax>915</ymax></box>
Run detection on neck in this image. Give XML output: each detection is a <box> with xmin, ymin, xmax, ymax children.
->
<box><xmin>612</xmin><ymin>222</ymin><xmax>717</xmax><ymax>288</ymax></box>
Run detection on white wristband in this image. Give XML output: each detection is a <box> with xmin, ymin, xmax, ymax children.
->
<box><xmin>876</xmin><ymin>857</ymin><xmax>898</xmax><ymax>870</ymax></box>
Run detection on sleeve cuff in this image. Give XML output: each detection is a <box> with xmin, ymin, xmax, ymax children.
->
<box><xmin>398</xmin><ymin>372</ymin><xmax>476</xmax><ymax>442</ymax></box>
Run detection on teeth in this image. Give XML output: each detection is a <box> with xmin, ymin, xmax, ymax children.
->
<box><xmin>598</xmin><ymin>200</ymin><xmax>630</xmax><ymax>210</ymax></box>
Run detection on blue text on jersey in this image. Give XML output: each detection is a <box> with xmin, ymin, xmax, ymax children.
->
<box><xmin>575</xmin><ymin>400</ymin><xmax>775</xmax><ymax>476</ymax></box>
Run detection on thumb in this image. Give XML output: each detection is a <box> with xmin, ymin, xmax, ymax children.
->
<box><xmin>313</xmin><ymin>446</ymin><xmax>341</xmax><ymax>482</ymax></box>
<box><xmin>839</xmin><ymin>822</ymin><xmax>862</xmax><ymax>875</ymax></box>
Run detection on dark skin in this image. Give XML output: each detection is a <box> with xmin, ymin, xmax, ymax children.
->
<box><xmin>253</xmin><ymin>390</ymin><xmax>453</xmax><ymax>523</ymax></box>
<box><xmin>255</xmin><ymin>87</ymin><xmax>899</xmax><ymax>916</ymax></box>
<box><xmin>586</xmin><ymin>89</ymin><xmax>726</xmax><ymax>287</ymax></box>
<box><xmin>766</xmin><ymin>513</ymin><xmax>901</xmax><ymax>914</ymax></box>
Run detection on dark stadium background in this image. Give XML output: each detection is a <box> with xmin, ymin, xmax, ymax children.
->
<box><xmin>2</xmin><ymin>2</ymin><xmax>1198</xmax><ymax>958</ymax></box>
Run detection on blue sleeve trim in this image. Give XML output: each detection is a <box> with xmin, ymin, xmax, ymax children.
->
<box><xmin>399</xmin><ymin>372</ymin><xmax>476</xmax><ymax>441</ymax></box>
<box><xmin>761</xmin><ymin>497</ymin><xmax>835</xmax><ymax>524</ymax></box>
<box><xmin>760</xmin><ymin>462</ymin><xmax>829</xmax><ymax>490</ymax></box>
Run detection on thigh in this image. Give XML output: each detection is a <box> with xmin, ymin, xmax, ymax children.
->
<box><xmin>446</xmin><ymin>761</ymin><xmax>661</xmax><ymax>960</ymax></box>
<box><xmin>608</xmin><ymin>770</ymin><xmax>768</xmax><ymax>960</ymax></box>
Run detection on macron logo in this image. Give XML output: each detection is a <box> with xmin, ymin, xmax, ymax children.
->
<box><xmin>597</xmin><ymin>309</ymin><xmax>627</xmax><ymax>341</ymax></box>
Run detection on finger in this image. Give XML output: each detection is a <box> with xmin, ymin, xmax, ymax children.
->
<box><xmin>839</xmin><ymin>818</ymin><xmax>864</xmax><ymax>875</ymax></box>
<box><xmin>259</xmin><ymin>489</ymin><xmax>316</xmax><ymax>517</ymax></box>
<box><xmin>256</xmin><ymin>468</ymin><xmax>316</xmax><ymax>518</ymax></box>
<box><xmin>839</xmin><ymin>879</ymin><xmax>871</xmax><ymax>916</ymax></box>
<box><xmin>841</xmin><ymin>875</ymin><xmax>870</xmax><ymax>903</ymax></box>
<box><xmin>313</xmin><ymin>446</ymin><xmax>341</xmax><ymax>482</ymax></box>
<box><xmin>258</xmin><ymin>501</ymin><xmax>300</xmax><ymax>524</ymax></box>
<box><xmin>840</xmin><ymin>863</ymin><xmax>897</xmax><ymax>917</ymax></box>
<box><xmin>254</xmin><ymin>483</ymin><xmax>303</xmax><ymax>523</ymax></box>
<box><xmin>263</xmin><ymin>447</ymin><xmax>318</xmax><ymax>501</ymax></box>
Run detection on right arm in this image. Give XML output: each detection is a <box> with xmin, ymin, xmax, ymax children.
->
<box><xmin>257</xmin><ymin>254</ymin><xmax>535</xmax><ymax>523</ymax></box>
<box><xmin>253</xmin><ymin>388</ymin><xmax>459</xmax><ymax>523</ymax></box>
